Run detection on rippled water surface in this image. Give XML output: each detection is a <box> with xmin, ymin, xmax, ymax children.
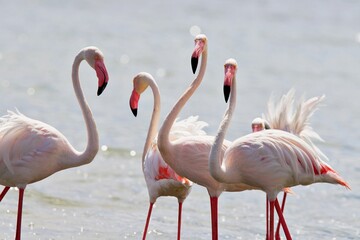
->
<box><xmin>0</xmin><ymin>0</ymin><xmax>359</xmax><ymax>239</ymax></box>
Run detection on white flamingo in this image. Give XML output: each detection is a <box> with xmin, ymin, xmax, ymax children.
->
<box><xmin>0</xmin><ymin>46</ymin><xmax>109</xmax><ymax>240</ymax></box>
<box><xmin>209</xmin><ymin>58</ymin><xmax>350</xmax><ymax>240</ymax></box>
<box><xmin>251</xmin><ymin>89</ymin><xmax>327</xmax><ymax>239</ymax></box>
<box><xmin>157</xmin><ymin>35</ymin><xmax>259</xmax><ymax>240</ymax></box>
<box><xmin>130</xmin><ymin>72</ymin><xmax>210</xmax><ymax>240</ymax></box>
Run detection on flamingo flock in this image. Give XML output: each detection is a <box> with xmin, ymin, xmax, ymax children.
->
<box><xmin>0</xmin><ymin>35</ymin><xmax>350</xmax><ymax>240</ymax></box>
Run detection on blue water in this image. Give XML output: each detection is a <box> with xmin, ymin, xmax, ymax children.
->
<box><xmin>0</xmin><ymin>0</ymin><xmax>359</xmax><ymax>239</ymax></box>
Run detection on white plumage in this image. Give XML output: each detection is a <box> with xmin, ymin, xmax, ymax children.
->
<box><xmin>130</xmin><ymin>72</ymin><xmax>197</xmax><ymax>240</ymax></box>
<box><xmin>209</xmin><ymin>58</ymin><xmax>349</xmax><ymax>240</ymax></box>
<box><xmin>0</xmin><ymin>46</ymin><xmax>109</xmax><ymax>239</ymax></box>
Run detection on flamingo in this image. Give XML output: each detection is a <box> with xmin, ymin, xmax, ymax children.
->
<box><xmin>157</xmin><ymin>34</ymin><xmax>259</xmax><ymax>240</ymax></box>
<box><xmin>209</xmin><ymin>58</ymin><xmax>350</xmax><ymax>240</ymax></box>
<box><xmin>130</xmin><ymin>72</ymin><xmax>209</xmax><ymax>239</ymax></box>
<box><xmin>0</xmin><ymin>46</ymin><xmax>109</xmax><ymax>240</ymax></box>
<box><xmin>251</xmin><ymin>89</ymin><xmax>327</xmax><ymax>239</ymax></box>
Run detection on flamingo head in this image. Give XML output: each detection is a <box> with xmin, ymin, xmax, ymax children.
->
<box><xmin>223</xmin><ymin>58</ymin><xmax>238</xmax><ymax>103</ymax></box>
<box><xmin>191</xmin><ymin>34</ymin><xmax>207</xmax><ymax>74</ymax></box>
<box><xmin>251</xmin><ymin>117</ymin><xmax>271</xmax><ymax>132</ymax></box>
<box><xmin>83</xmin><ymin>46</ymin><xmax>109</xmax><ymax>96</ymax></box>
<box><xmin>129</xmin><ymin>72</ymin><xmax>153</xmax><ymax>117</ymax></box>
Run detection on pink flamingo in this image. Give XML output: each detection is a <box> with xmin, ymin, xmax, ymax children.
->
<box><xmin>0</xmin><ymin>46</ymin><xmax>109</xmax><ymax>240</ymax></box>
<box><xmin>209</xmin><ymin>58</ymin><xmax>350</xmax><ymax>240</ymax></box>
<box><xmin>157</xmin><ymin>35</ymin><xmax>258</xmax><ymax>240</ymax></box>
<box><xmin>251</xmin><ymin>89</ymin><xmax>327</xmax><ymax>239</ymax></box>
<box><xmin>130</xmin><ymin>72</ymin><xmax>209</xmax><ymax>239</ymax></box>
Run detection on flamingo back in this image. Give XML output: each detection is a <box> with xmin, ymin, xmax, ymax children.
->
<box><xmin>225</xmin><ymin>130</ymin><xmax>349</xmax><ymax>193</ymax></box>
<box><xmin>168</xmin><ymin>115</ymin><xmax>208</xmax><ymax>141</ymax></box>
<box><xmin>0</xmin><ymin>110</ymin><xmax>66</xmax><ymax>186</ymax></box>
<box><xmin>263</xmin><ymin>90</ymin><xmax>327</xmax><ymax>161</ymax></box>
<box><xmin>264</xmin><ymin>89</ymin><xmax>324</xmax><ymax>139</ymax></box>
<box><xmin>144</xmin><ymin>116</ymin><xmax>207</xmax><ymax>185</ymax></box>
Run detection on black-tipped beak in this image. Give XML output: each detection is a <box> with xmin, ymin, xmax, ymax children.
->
<box><xmin>131</xmin><ymin>107</ymin><xmax>138</xmax><ymax>117</ymax></box>
<box><xmin>223</xmin><ymin>85</ymin><xmax>231</xmax><ymax>103</ymax></box>
<box><xmin>97</xmin><ymin>82</ymin><xmax>108</xmax><ymax>96</ymax></box>
<box><xmin>191</xmin><ymin>57</ymin><xmax>198</xmax><ymax>74</ymax></box>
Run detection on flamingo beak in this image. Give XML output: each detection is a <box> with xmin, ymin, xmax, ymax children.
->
<box><xmin>191</xmin><ymin>40</ymin><xmax>205</xmax><ymax>74</ymax></box>
<box><xmin>191</xmin><ymin>57</ymin><xmax>198</xmax><ymax>74</ymax></box>
<box><xmin>223</xmin><ymin>71</ymin><xmax>233</xmax><ymax>103</ymax></box>
<box><xmin>95</xmin><ymin>59</ymin><xmax>109</xmax><ymax>96</ymax></box>
<box><xmin>129</xmin><ymin>89</ymin><xmax>140</xmax><ymax>117</ymax></box>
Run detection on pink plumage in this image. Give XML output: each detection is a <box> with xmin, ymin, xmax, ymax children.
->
<box><xmin>209</xmin><ymin>58</ymin><xmax>349</xmax><ymax>240</ymax></box>
<box><xmin>0</xmin><ymin>46</ymin><xmax>109</xmax><ymax>239</ymax></box>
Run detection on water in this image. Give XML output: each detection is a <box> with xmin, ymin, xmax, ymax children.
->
<box><xmin>0</xmin><ymin>0</ymin><xmax>359</xmax><ymax>239</ymax></box>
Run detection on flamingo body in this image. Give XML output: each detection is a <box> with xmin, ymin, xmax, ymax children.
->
<box><xmin>0</xmin><ymin>111</ymin><xmax>75</xmax><ymax>187</ymax></box>
<box><xmin>130</xmin><ymin>73</ymin><xmax>206</xmax><ymax>239</ymax></box>
<box><xmin>144</xmin><ymin>143</ymin><xmax>191</xmax><ymax>202</ymax></box>
<box><xmin>209</xmin><ymin>58</ymin><xmax>350</xmax><ymax>240</ymax></box>
<box><xmin>157</xmin><ymin>35</ymin><xmax>257</xmax><ymax>240</ymax></box>
<box><xmin>0</xmin><ymin>46</ymin><xmax>109</xmax><ymax>239</ymax></box>
<box><xmin>143</xmin><ymin>116</ymin><xmax>210</xmax><ymax>202</ymax></box>
<box><xmin>222</xmin><ymin>129</ymin><xmax>349</xmax><ymax>199</ymax></box>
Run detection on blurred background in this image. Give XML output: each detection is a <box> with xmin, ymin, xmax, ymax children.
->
<box><xmin>0</xmin><ymin>0</ymin><xmax>359</xmax><ymax>239</ymax></box>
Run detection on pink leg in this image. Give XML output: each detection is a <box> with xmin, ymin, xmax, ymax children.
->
<box><xmin>142</xmin><ymin>202</ymin><xmax>154</xmax><ymax>240</ymax></box>
<box><xmin>0</xmin><ymin>186</ymin><xmax>10</xmax><ymax>201</ymax></box>
<box><xmin>177</xmin><ymin>202</ymin><xmax>183</xmax><ymax>240</ymax></box>
<box><xmin>269</xmin><ymin>200</ymin><xmax>275</xmax><ymax>240</ymax></box>
<box><xmin>275</xmin><ymin>193</ymin><xmax>287</xmax><ymax>240</ymax></box>
<box><xmin>210</xmin><ymin>196</ymin><xmax>218</xmax><ymax>240</ymax></box>
<box><xmin>266</xmin><ymin>197</ymin><xmax>269</xmax><ymax>240</ymax></box>
<box><xmin>274</xmin><ymin>200</ymin><xmax>292</xmax><ymax>240</ymax></box>
<box><xmin>15</xmin><ymin>188</ymin><xmax>25</xmax><ymax>240</ymax></box>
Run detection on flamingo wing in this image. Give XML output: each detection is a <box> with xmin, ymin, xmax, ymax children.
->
<box><xmin>144</xmin><ymin>115</ymin><xmax>208</xmax><ymax>184</ymax></box>
<box><xmin>0</xmin><ymin>111</ymin><xmax>66</xmax><ymax>185</ymax></box>
<box><xmin>144</xmin><ymin>143</ymin><xmax>191</xmax><ymax>185</ymax></box>
<box><xmin>225</xmin><ymin>130</ymin><xmax>349</xmax><ymax>191</ymax></box>
<box><xmin>168</xmin><ymin>115</ymin><xmax>208</xmax><ymax>141</ymax></box>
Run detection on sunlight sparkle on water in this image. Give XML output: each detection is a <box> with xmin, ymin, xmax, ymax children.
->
<box><xmin>27</xmin><ymin>87</ymin><xmax>35</xmax><ymax>96</ymax></box>
<box><xmin>156</xmin><ymin>68</ymin><xmax>166</xmax><ymax>78</ymax></box>
<box><xmin>120</xmin><ymin>54</ymin><xmax>130</xmax><ymax>64</ymax></box>
<box><xmin>130</xmin><ymin>150</ymin><xmax>136</xmax><ymax>156</ymax></box>
<box><xmin>190</xmin><ymin>25</ymin><xmax>201</xmax><ymax>36</ymax></box>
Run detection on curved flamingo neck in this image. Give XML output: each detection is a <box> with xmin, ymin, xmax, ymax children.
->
<box><xmin>157</xmin><ymin>49</ymin><xmax>207</xmax><ymax>161</ymax></box>
<box><xmin>209</xmin><ymin>75</ymin><xmax>237</xmax><ymax>183</ymax></box>
<box><xmin>142</xmin><ymin>77</ymin><xmax>161</xmax><ymax>166</ymax></box>
<box><xmin>66</xmin><ymin>52</ymin><xmax>99</xmax><ymax>168</ymax></box>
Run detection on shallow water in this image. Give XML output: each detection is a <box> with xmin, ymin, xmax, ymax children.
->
<box><xmin>0</xmin><ymin>0</ymin><xmax>359</xmax><ymax>239</ymax></box>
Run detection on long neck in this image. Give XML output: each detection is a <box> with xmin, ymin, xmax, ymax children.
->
<box><xmin>142</xmin><ymin>79</ymin><xmax>161</xmax><ymax>168</ymax></box>
<box><xmin>157</xmin><ymin>49</ymin><xmax>207</xmax><ymax>161</ymax></box>
<box><xmin>209</xmin><ymin>76</ymin><xmax>237</xmax><ymax>182</ymax></box>
<box><xmin>66</xmin><ymin>53</ymin><xmax>99</xmax><ymax>167</ymax></box>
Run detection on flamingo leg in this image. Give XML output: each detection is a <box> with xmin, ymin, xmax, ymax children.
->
<box><xmin>266</xmin><ymin>196</ymin><xmax>269</xmax><ymax>240</ymax></box>
<box><xmin>0</xmin><ymin>186</ymin><xmax>10</xmax><ymax>201</ymax></box>
<box><xmin>15</xmin><ymin>188</ymin><xmax>25</xmax><ymax>240</ymax></box>
<box><xmin>269</xmin><ymin>200</ymin><xmax>275</xmax><ymax>240</ymax></box>
<box><xmin>210</xmin><ymin>196</ymin><xmax>218</xmax><ymax>240</ymax></box>
<box><xmin>142</xmin><ymin>202</ymin><xmax>154</xmax><ymax>240</ymax></box>
<box><xmin>274</xmin><ymin>200</ymin><xmax>292</xmax><ymax>240</ymax></box>
<box><xmin>177</xmin><ymin>201</ymin><xmax>183</xmax><ymax>240</ymax></box>
<box><xmin>275</xmin><ymin>193</ymin><xmax>288</xmax><ymax>240</ymax></box>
